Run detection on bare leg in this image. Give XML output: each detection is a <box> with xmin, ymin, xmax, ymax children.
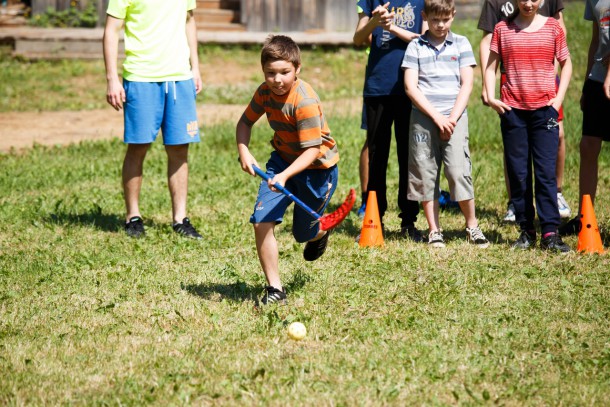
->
<box><xmin>578</xmin><ymin>135</ymin><xmax>603</xmax><ymax>212</ymax></box>
<box><xmin>359</xmin><ymin>141</ymin><xmax>369</xmax><ymax>195</ymax></box>
<box><xmin>422</xmin><ymin>200</ymin><xmax>440</xmax><ymax>232</ymax></box>
<box><xmin>556</xmin><ymin>121</ymin><xmax>566</xmax><ymax>190</ymax></box>
<box><xmin>123</xmin><ymin>143</ymin><xmax>150</xmax><ymax>221</ymax></box>
<box><xmin>166</xmin><ymin>144</ymin><xmax>189</xmax><ymax>223</ymax></box>
<box><xmin>254</xmin><ymin>222</ymin><xmax>281</xmax><ymax>290</ymax></box>
<box><xmin>458</xmin><ymin>199</ymin><xmax>477</xmax><ymax>229</ymax></box>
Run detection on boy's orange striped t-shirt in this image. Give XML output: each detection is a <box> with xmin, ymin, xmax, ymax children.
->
<box><xmin>240</xmin><ymin>78</ymin><xmax>339</xmax><ymax>170</ymax></box>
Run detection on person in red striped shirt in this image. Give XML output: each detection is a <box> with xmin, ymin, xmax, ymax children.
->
<box><xmin>484</xmin><ymin>0</ymin><xmax>572</xmax><ymax>252</ymax></box>
<box><xmin>237</xmin><ymin>35</ymin><xmax>340</xmax><ymax>305</ymax></box>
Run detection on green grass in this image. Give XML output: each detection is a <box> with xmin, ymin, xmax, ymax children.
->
<box><xmin>1</xmin><ymin>2</ymin><xmax>610</xmax><ymax>404</ymax></box>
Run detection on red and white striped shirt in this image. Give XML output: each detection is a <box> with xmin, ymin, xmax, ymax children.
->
<box><xmin>490</xmin><ymin>17</ymin><xmax>569</xmax><ymax>110</ymax></box>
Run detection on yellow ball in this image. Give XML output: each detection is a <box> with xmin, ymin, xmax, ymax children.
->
<box><xmin>287</xmin><ymin>322</ymin><xmax>307</xmax><ymax>340</ymax></box>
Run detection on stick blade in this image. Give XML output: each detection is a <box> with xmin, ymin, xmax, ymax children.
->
<box><xmin>319</xmin><ymin>189</ymin><xmax>357</xmax><ymax>231</ymax></box>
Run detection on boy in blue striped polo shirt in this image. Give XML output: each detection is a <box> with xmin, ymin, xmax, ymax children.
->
<box><xmin>402</xmin><ymin>0</ymin><xmax>489</xmax><ymax>248</ymax></box>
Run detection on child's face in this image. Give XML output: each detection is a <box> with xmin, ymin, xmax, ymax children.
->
<box><xmin>517</xmin><ymin>0</ymin><xmax>542</xmax><ymax>16</ymax></box>
<box><xmin>263</xmin><ymin>60</ymin><xmax>301</xmax><ymax>96</ymax></box>
<box><xmin>423</xmin><ymin>11</ymin><xmax>455</xmax><ymax>41</ymax></box>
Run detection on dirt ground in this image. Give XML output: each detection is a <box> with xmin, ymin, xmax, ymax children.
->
<box><xmin>0</xmin><ymin>100</ymin><xmax>359</xmax><ymax>153</ymax></box>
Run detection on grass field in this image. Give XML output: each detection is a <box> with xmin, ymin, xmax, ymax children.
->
<box><xmin>1</xmin><ymin>2</ymin><xmax>609</xmax><ymax>405</ymax></box>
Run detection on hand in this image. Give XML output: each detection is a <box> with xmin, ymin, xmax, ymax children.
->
<box><xmin>268</xmin><ymin>172</ymin><xmax>288</xmax><ymax>193</ymax></box>
<box><xmin>192</xmin><ymin>70</ymin><xmax>203</xmax><ymax>94</ymax></box>
<box><xmin>480</xmin><ymin>88</ymin><xmax>489</xmax><ymax>106</ymax></box>
<box><xmin>487</xmin><ymin>98</ymin><xmax>512</xmax><ymax>115</ymax></box>
<box><xmin>238</xmin><ymin>152</ymin><xmax>258</xmax><ymax>176</ymax></box>
<box><xmin>546</xmin><ymin>98</ymin><xmax>562</xmax><ymax>113</ymax></box>
<box><xmin>433</xmin><ymin>115</ymin><xmax>455</xmax><ymax>140</ymax></box>
<box><xmin>106</xmin><ymin>77</ymin><xmax>125</xmax><ymax>111</ymax></box>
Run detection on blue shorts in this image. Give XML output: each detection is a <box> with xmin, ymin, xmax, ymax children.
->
<box><xmin>123</xmin><ymin>79</ymin><xmax>200</xmax><ymax>145</ymax></box>
<box><xmin>250</xmin><ymin>152</ymin><xmax>338</xmax><ymax>242</ymax></box>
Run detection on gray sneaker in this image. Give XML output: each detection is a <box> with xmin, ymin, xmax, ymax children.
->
<box><xmin>428</xmin><ymin>230</ymin><xmax>445</xmax><ymax>248</ymax></box>
<box><xmin>557</xmin><ymin>193</ymin><xmax>572</xmax><ymax>218</ymax></box>
<box><xmin>466</xmin><ymin>226</ymin><xmax>490</xmax><ymax>248</ymax></box>
<box><xmin>503</xmin><ymin>202</ymin><xmax>516</xmax><ymax>222</ymax></box>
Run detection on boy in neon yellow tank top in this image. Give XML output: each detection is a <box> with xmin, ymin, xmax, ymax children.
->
<box><xmin>103</xmin><ymin>0</ymin><xmax>203</xmax><ymax>239</ymax></box>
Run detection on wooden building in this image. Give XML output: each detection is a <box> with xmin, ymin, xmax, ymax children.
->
<box><xmin>28</xmin><ymin>0</ymin><xmax>481</xmax><ymax>31</ymax></box>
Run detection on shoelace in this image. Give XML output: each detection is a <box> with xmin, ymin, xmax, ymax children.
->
<box><xmin>429</xmin><ymin>230</ymin><xmax>443</xmax><ymax>241</ymax></box>
<box><xmin>469</xmin><ymin>227</ymin><xmax>486</xmax><ymax>241</ymax></box>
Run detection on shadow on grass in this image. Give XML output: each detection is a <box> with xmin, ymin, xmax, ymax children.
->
<box><xmin>182</xmin><ymin>270</ymin><xmax>312</xmax><ymax>304</ymax></box>
<box><xmin>44</xmin><ymin>208</ymin><xmax>125</xmax><ymax>233</ymax></box>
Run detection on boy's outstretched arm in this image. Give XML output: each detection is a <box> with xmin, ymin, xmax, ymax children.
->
<box><xmin>186</xmin><ymin>10</ymin><xmax>202</xmax><ymax>94</ymax></box>
<box><xmin>103</xmin><ymin>15</ymin><xmax>125</xmax><ymax>111</ymax></box>
<box><xmin>236</xmin><ymin>119</ymin><xmax>258</xmax><ymax>176</ymax></box>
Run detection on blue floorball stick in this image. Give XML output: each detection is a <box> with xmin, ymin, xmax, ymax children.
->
<box><xmin>252</xmin><ymin>165</ymin><xmax>356</xmax><ymax>231</ymax></box>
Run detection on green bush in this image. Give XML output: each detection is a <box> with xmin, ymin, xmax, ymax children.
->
<box><xmin>29</xmin><ymin>3</ymin><xmax>98</xmax><ymax>28</ymax></box>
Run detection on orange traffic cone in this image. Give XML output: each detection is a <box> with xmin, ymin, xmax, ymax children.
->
<box><xmin>359</xmin><ymin>191</ymin><xmax>384</xmax><ymax>247</ymax></box>
<box><xmin>577</xmin><ymin>194</ymin><xmax>605</xmax><ymax>254</ymax></box>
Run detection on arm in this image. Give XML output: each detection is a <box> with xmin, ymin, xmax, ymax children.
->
<box><xmin>449</xmin><ymin>65</ymin><xmax>474</xmax><ymax>123</ymax></box>
<box><xmin>236</xmin><ymin>119</ymin><xmax>259</xmax><ymax>176</ymax></box>
<box><xmin>604</xmin><ymin>61</ymin><xmax>610</xmax><ymax>99</ymax></box>
<box><xmin>484</xmin><ymin>50</ymin><xmax>511</xmax><ymax>114</ymax></box>
<box><xmin>382</xmin><ymin>16</ymin><xmax>424</xmax><ymax>43</ymax></box>
<box><xmin>186</xmin><ymin>10</ymin><xmax>202</xmax><ymax>94</ymax></box>
<box><xmin>553</xmin><ymin>11</ymin><xmax>566</xmax><ymax>72</ymax></box>
<box><xmin>103</xmin><ymin>15</ymin><xmax>125</xmax><ymax>111</ymax></box>
<box><xmin>479</xmin><ymin>32</ymin><xmax>492</xmax><ymax>105</ymax></box>
<box><xmin>404</xmin><ymin>68</ymin><xmax>455</xmax><ymax>139</ymax></box>
<box><xmin>270</xmin><ymin>147</ymin><xmax>321</xmax><ymax>189</ymax></box>
<box><xmin>353</xmin><ymin>3</ymin><xmax>391</xmax><ymax>46</ymax></box>
<box><xmin>549</xmin><ymin>55</ymin><xmax>572</xmax><ymax>111</ymax></box>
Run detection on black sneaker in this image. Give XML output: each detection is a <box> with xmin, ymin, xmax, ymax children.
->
<box><xmin>540</xmin><ymin>233</ymin><xmax>571</xmax><ymax>253</ymax></box>
<box><xmin>260</xmin><ymin>286</ymin><xmax>287</xmax><ymax>305</ymax></box>
<box><xmin>558</xmin><ymin>216</ymin><xmax>581</xmax><ymax>236</ymax></box>
<box><xmin>400</xmin><ymin>224</ymin><xmax>424</xmax><ymax>243</ymax></box>
<box><xmin>173</xmin><ymin>217</ymin><xmax>202</xmax><ymax>239</ymax></box>
<box><xmin>303</xmin><ymin>230</ymin><xmax>331</xmax><ymax>261</ymax></box>
<box><xmin>512</xmin><ymin>230</ymin><xmax>536</xmax><ymax>249</ymax></box>
<box><xmin>125</xmin><ymin>216</ymin><xmax>145</xmax><ymax>238</ymax></box>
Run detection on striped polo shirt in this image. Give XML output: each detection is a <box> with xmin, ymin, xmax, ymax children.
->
<box><xmin>490</xmin><ymin>17</ymin><xmax>569</xmax><ymax>110</ymax></box>
<box><xmin>240</xmin><ymin>78</ymin><xmax>339</xmax><ymax>170</ymax></box>
<box><xmin>402</xmin><ymin>31</ymin><xmax>477</xmax><ymax>115</ymax></box>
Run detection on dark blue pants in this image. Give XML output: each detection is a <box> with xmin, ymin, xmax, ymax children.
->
<box><xmin>364</xmin><ymin>94</ymin><xmax>419</xmax><ymax>227</ymax></box>
<box><xmin>500</xmin><ymin>106</ymin><xmax>560</xmax><ymax>235</ymax></box>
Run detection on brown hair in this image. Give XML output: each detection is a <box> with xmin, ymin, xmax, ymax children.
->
<box><xmin>261</xmin><ymin>35</ymin><xmax>301</xmax><ymax>69</ymax></box>
<box><xmin>424</xmin><ymin>0</ymin><xmax>455</xmax><ymax>16</ymax></box>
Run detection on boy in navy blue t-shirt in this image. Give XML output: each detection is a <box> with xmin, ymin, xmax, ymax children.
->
<box><xmin>354</xmin><ymin>0</ymin><xmax>426</xmax><ymax>240</ymax></box>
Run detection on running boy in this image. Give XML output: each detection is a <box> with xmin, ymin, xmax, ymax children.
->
<box><xmin>484</xmin><ymin>0</ymin><xmax>572</xmax><ymax>252</ymax></box>
<box><xmin>403</xmin><ymin>0</ymin><xmax>489</xmax><ymax>248</ymax></box>
<box><xmin>236</xmin><ymin>35</ymin><xmax>340</xmax><ymax>305</ymax></box>
<box><xmin>103</xmin><ymin>0</ymin><xmax>203</xmax><ymax>239</ymax></box>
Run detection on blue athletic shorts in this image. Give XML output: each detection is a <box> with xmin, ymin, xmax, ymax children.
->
<box><xmin>123</xmin><ymin>79</ymin><xmax>200</xmax><ymax>145</ymax></box>
<box><xmin>250</xmin><ymin>152</ymin><xmax>338</xmax><ymax>242</ymax></box>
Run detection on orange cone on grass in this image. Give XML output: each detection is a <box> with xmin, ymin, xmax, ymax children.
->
<box><xmin>359</xmin><ymin>191</ymin><xmax>384</xmax><ymax>247</ymax></box>
<box><xmin>577</xmin><ymin>194</ymin><xmax>605</xmax><ymax>254</ymax></box>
